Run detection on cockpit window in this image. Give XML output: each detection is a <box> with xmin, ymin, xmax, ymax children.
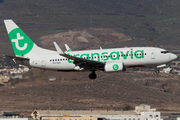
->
<box><xmin>161</xmin><ymin>51</ymin><xmax>169</xmax><ymax>54</ymax></box>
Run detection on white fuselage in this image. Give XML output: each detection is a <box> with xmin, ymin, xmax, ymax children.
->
<box><xmin>20</xmin><ymin>46</ymin><xmax>177</xmax><ymax>71</ymax></box>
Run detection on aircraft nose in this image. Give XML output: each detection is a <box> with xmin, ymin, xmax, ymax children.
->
<box><xmin>171</xmin><ymin>53</ymin><xmax>178</xmax><ymax>60</ymax></box>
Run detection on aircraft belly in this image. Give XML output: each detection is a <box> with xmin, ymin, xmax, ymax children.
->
<box><xmin>46</xmin><ymin>62</ymin><xmax>75</xmax><ymax>70</ymax></box>
<box><xmin>123</xmin><ymin>58</ymin><xmax>148</xmax><ymax>67</ymax></box>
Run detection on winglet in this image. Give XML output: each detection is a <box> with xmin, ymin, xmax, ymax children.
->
<box><xmin>65</xmin><ymin>44</ymin><xmax>72</xmax><ymax>52</ymax></box>
<box><xmin>53</xmin><ymin>42</ymin><xmax>64</xmax><ymax>54</ymax></box>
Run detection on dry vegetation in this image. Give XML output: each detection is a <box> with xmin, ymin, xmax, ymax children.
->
<box><xmin>0</xmin><ymin>70</ymin><xmax>180</xmax><ymax>116</ymax></box>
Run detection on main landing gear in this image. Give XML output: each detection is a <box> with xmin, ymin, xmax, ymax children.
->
<box><xmin>89</xmin><ymin>70</ymin><xmax>97</xmax><ymax>79</ymax></box>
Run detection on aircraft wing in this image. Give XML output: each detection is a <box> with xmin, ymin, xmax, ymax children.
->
<box><xmin>62</xmin><ymin>53</ymin><xmax>104</xmax><ymax>65</ymax></box>
<box><xmin>53</xmin><ymin>42</ymin><xmax>104</xmax><ymax>69</ymax></box>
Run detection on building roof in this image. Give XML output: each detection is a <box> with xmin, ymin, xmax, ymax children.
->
<box><xmin>32</xmin><ymin>110</ymin><xmax>138</xmax><ymax>117</ymax></box>
<box><xmin>0</xmin><ymin>111</ymin><xmax>19</xmax><ymax>116</ymax></box>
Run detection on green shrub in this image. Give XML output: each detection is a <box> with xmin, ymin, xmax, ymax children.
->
<box><xmin>122</xmin><ymin>104</ymin><xmax>133</xmax><ymax>111</ymax></box>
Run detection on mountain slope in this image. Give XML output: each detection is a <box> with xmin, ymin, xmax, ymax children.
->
<box><xmin>1</xmin><ymin>0</ymin><xmax>180</xmax><ymax>56</ymax></box>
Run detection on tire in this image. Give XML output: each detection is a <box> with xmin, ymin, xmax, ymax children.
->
<box><xmin>155</xmin><ymin>69</ymin><xmax>160</xmax><ymax>74</ymax></box>
<box><xmin>89</xmin><ymin>73</ymin><xmax>97</xmax><ymax>79</ymax></box>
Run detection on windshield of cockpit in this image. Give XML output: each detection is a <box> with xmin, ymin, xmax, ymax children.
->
<box><xmin>161</xmin><ymin>51</ymin><xmax>169</xmax><ymax>54</ymax></box>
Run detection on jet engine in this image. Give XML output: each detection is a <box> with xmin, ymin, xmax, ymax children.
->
<box><xmin>104</xmin><ymin>62</ymin><xmax>125</xmax><ymax>72</ymax></box>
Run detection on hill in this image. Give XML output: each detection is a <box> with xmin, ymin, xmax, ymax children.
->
<box><xmin>0</xmin><ymin>0</ymin><xmax>180</xmax><ymax>116</ymax></box>
<box><xmin>0</xmin><ymin>0</ymin><xmax>180</xmax><ymax>55</ymax></box>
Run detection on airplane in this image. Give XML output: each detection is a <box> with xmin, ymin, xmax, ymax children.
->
<box><xmin>4</xmin><ymin>19</ymin><xmax>178</xmax><ymax>79</ymax></box>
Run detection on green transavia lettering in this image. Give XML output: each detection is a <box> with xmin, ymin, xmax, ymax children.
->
<box><xmin>68</xmin><ymin>49</ymin><xmax>144</xmax><ymax>63</ymax></box>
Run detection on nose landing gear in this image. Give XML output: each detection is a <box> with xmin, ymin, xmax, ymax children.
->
<box><xmin>154</xmin><ymin>67</ymin><xmax>160</xmax><ymax>74</ymax></box>
<box><xmin>155</xmin><ymin>69</ymin><xmax>160</xmax><ymax>74</ymax></box>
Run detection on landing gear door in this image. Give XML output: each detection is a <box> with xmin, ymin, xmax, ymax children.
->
<box><xmin>41</xmin><ymin>57</ymin><xmax>46</xmax><ymax>67</ymax></box>
<box><xmin>151</xmin><ymin>50</ymin><xmax>155</xmax><ymax>59</ymax></box>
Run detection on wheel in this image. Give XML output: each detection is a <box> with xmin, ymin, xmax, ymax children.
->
<box><xmin>155</xmin><ymin>69</ymin><xmax>160</xmax><ymax>74</ymax></box>
<box><xmin>89</xmin><ymin>73</ymin><xmax>97</xmax><ymax>79</ymax></box>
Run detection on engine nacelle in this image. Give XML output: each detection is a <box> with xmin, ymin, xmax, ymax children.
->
<box><xmin>104</xmin><ymin>62</ymin><xmax>125</xmax><ymax>72</ymax></box>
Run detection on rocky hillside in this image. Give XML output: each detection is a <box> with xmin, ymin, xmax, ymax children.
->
<box><xmin>0</xmin><ymin>0</ymin><xmax>180</xmax><ymax>117</ymax></box>
<box><xmin>1</xmin><ymin>0</ymin><xmax>180</xmax><ymax>55</ymax></box>
<box><xmin>39</xmin><ymin>28</ymin><xmax>132</xmax><ymax>50</ymax></box>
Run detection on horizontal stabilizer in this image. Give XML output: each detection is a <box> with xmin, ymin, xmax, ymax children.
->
<box><xmin>5</xmin><ymin>55</ymin><xmax>29</xmax><ymax>60</ymax></box>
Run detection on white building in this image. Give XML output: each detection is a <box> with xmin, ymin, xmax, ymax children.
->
<box><xmin>31</xmin><ymin>104</ymin><xmax>163</xmax><ymax>120</ymax></box>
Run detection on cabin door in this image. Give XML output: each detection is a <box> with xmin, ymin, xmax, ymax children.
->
<box><xmin>41</xmin><ymin>57</ymin><xmax>46</xmax><ymax>67</ymax></box>
<box><xmin>151</xmin><ymin>50</ymin><xmax>155</xmax><ymax>59</ymax></box>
